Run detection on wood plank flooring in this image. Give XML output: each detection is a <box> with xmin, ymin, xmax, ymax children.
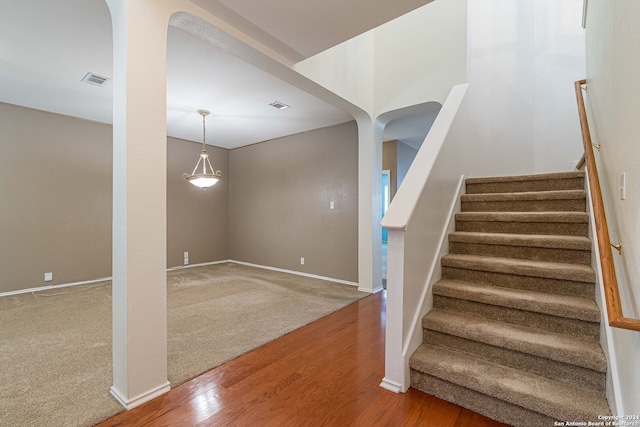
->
<box><xmin>95</xmin><ymin>292</ymin><xmax>509</xmax><ymax>427</ymax></box>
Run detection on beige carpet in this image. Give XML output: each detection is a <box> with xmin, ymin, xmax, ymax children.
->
<box><xmin>0</xmin><ymin>262</ymin><xmax>366</xmax><ymax>427</ymax></box>
<box><xmin>409</xmin><ymin>171</ymin><xmax>612</xmax><ymax>426</ymax></box>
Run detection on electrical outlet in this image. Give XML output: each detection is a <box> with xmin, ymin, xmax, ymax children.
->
<box><xmin>300</xmin><ymin>257</ymin><xmax>305</xmax><ymax>265</ymax></box>
<box><xmin>44</xmin><ymin>272</ymin><xmax>53</xmax><ymax>282</ymax></box>
<box><xmin>330</xmin><ymin>201</ymin><xmax>335</xmax><ymax>210</ymax></box>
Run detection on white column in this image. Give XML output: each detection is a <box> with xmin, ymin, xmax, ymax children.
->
<box><xmin>106</xmin><ymin>0</ymin><xmax>171</xmax><ymax>409</ymax></box>
<box><xmin>357</xmin><ymin>118</ymin><xmax>384</xmax><ymax>293</ymax></box>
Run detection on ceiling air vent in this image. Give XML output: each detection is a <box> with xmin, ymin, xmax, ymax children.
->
<box><xmin>269</xmin><ymin>100</ymin><xmax>290</xmax><ymax>110</ymax></box>
<box><xmin>81</xmin><ymin>72</ymin><xmax>110</xmax><ymax>86</ymax></box>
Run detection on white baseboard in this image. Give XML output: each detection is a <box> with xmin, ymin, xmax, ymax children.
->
<box><xmin>0</xmin><ymin>276</ymin><xmax>113</xmax><ymax>297</ymax></box>
<box><xmin>229</xmin><ymin>260</ymin><xmax>360</xmax><ymax>288</ymax></box>
<box><xmin>379</xmin><ymin>377</ymin><xmax>403</xmax><ymax>393</ymax></box>
<box><xmin>110</xmin><ymin>381</ymin><xmax>171</xmax><ymax>410</ymax></box>
<box><xmin>1</xmin><ymin>259</ymin><xmax>358</xmax><ymax>297</ymax></box>
<box><xmin>166</xmin><ymin>259</ymin><xmax>232</xmax><ymax>271</ymax></box>
<box><xmin>1</xmin><ymin>260</ymin><xmax>232</xmax><ymax>298</ymax></box>
<box><xmin>361</xmin><ymin>285</ymin><xmax>384</xmax><ymax>294</ymax></box>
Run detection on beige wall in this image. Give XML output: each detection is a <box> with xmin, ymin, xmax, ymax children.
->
<box><xmin>167</xmin><ymin>137</ymin><xmax>229</xmax><ymax>268</ymax></box>
<box><xmin>0</xmin><ymin>103</ymin><xmax>229</xmax><ymax>293</ymax></box>
<box><xmin>382</xmin><ymin>140</ymin><xmax>398</xmax><ymax>200</ymax></box>
<box><xmin>229</xmin><ymin>121</ymin><xmax>359</xmax><ymax>282</ymax></box>
<box><xmin>0</xmin><ymin>103</ymin><xmax>113</xmax><ymax>293</ymax></box>
<box><xmin>0</xmin><ymin>101</ymin><xmax>356</xmax><ymax>291</ymax></box>
<box><xmin>397</xmin><ymin>141</ymin><xmax>418</xmax><ymax>190</ymax></box>
<box><xmin>383</xmin><ymin>140</ymin><xmax>419</xmax><ymax>200</ymax></box>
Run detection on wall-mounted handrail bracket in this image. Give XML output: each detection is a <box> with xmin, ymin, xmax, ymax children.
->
<box><xmin>593</xmin><ymin>143</ymin><xmax>601</xmax><ymax>151</ymax></box>
<box><xmin>611</xmin><ymin>243</ymin><xmax>622</xmax><ymax>254</ymax></box>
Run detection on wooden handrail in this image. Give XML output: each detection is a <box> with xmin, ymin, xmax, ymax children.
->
<box><xmin>575</xmin><ymin>79</ymin><xmax>640</xmax><ymax>332</ymax></box>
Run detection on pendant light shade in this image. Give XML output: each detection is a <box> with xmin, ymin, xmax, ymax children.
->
<box><xmin>184</xmin><ymin>109</ymin><xmax>222</xmax><ymax>189</ymax></box>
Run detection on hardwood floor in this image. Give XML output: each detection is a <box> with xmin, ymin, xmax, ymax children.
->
<box><xmin>95</xmin><ymin>292</ymin><xmax>508</xmax><ymax>427</ymax></box>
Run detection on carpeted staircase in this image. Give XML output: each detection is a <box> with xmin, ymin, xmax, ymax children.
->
<box><xmin>409</xmin><ymin>171</ymin><xmax>612</xmax><ymax>426</ymax></box>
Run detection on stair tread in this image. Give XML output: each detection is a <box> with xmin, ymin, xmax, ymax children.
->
<box><xmin>423</xmin><ymin>309</ymin><xmax>607</xmax><ymax>371</ymax></box>
<box><xmin>442</xmin><ymin>253</ymin><xmax>595</xmax><ymax>283</ymax></box>
<box><xmin>465</xmin><ymin>171</ymin><xmax>584</xmax><ymax>185</ymax></box>
<box><xmin>461</xmin><ymin>189</ymin><xmax>585</xmax><ymax>202</ymax></box>
<box><xmin>456</xmin><ymin>211</ymin><xmax>588</xmax><ymax>223</ymax></box>
<box><xmin>433</xmin><ymin>279</ymin><xmax>600</xmax><ymax>322</ymax></box>
<box><xmin>449</xmin><ymin>231</ymin><xmax>592</xmax><ymax>250</ymax></box>
<box><xmin>410</xmin><ymin>344</ymin><xmax>610</xmax><ymax>420</ymax></box>
<box><xmin>412</xmin><ymin>170</ymin><xmax>610</xmax><ymax>420</ymax></box>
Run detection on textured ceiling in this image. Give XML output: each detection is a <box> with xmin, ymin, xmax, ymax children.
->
<box><xmin>189</xmin><ymin>0</ymin><xmax>434</xmax><ymax>61</ymax></box>
<box><xmin>0</xmin><ymin>0</ymin><xmax>433</xmax><ymax>148</ymax></box>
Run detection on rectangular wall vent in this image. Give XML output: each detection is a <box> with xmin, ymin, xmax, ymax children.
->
<box><xmin>81</xmin><ymin>72</ymin><xmax>110</xmax><ymax>86</ymax></box>
<box><xmin>269</xmin><ymin>100</ymin><xmax>290</xmax><ymax>110</ymax></box>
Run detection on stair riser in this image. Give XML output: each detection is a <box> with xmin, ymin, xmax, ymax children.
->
<box><xmin>442</xmin><ymin>266</ymin><xmax>594</xmax><ymax>298</ymax></box>
<box><xmin>433</xmin><ymin>295</ymin><xmax>600</xmax><ymax>341</ymax></box>
<box><xmin>422</xmin><ymin>330</ymin><xmax>606</xmax><ymax>394</ymax></box>
<box><xmin>466</xmin><ymin>178</ymin><xmax>584</xmax><ymax>194</ymax></box>
<box><xmin>410</xmin><ymin>171</ymin><xmax>610</xmax><ymax>422</ymax></box>
<box><xmin>449</xmin><ymin>241</ymin><xmax>591</xmax><ymax>265</ymax></box>
<box><xmin>410</xmin><ymin>370</ymin><xmax>554</xmax><ymax>427</ymax></box>
<box><xmin>461</xmin><ymin>199</ymin><xmax>586</xmax><ymax>213</ymax></box>
<box><xmin>456</xmin><ymin>220</ymin><xmax>589</xmax><ymax>236</ymax></box>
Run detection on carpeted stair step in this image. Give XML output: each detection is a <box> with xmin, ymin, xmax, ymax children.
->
<box><xmin>455</xmin><ymin>211</ymin><xmax>589</xmax><ymax>236</ymax></box>
<box><xmin>411</xmin><ymin>369</ymin><xmax>555</xmax><ymax>426</ymax></box>
<box><xmin>465</xmin><ymin>171</ymin><xmax>585</xmax><ymax>194</ymax></box>
<box><xmin>422</xmin><ymin>309</ymin><xmax>607</xmax><ymax>373</ymax></box>
<box><xmin>448</xmin><ymin>231</ymin><xmax>591</xmax><ymax>265</ymax></box>
<box><xmin>408</xmin><ymin>170</ymin><xmax>611</xmax><ymax>424</ymax></box>
<box><xmin>461</xmin><ymin>190</ymin><xmax>585</xmax><ymax>213</ymax></box>
<box><xmin>432</xmin><ymin>279</ymin><xmax>600</xmax><ymax>340</ymax></box>
<box><xmin>441</xmin><ymin>254</ymin><xmax>595</xmax><ymax>298</ymax></box>
<box><xmin>409</xmin><ymin>344</ymin><xmax>610</xmax><ymax>426</ymax></box>
<box><xmin>422</xmin><ymin>329</ymin><xmax>606</xmax><ymax>393</ymax></box>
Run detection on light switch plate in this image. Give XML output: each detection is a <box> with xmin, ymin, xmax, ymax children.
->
<box><xmin>620</xmin><ymin>173</ymin><xmax>627</xmax><ymax>200</ymax></box>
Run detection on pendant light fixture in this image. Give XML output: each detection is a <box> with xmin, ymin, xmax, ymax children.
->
<box><xmin>184</xmin><ymin>109</ymin><xmax>221</xmax><ymax>189</ymax></box>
